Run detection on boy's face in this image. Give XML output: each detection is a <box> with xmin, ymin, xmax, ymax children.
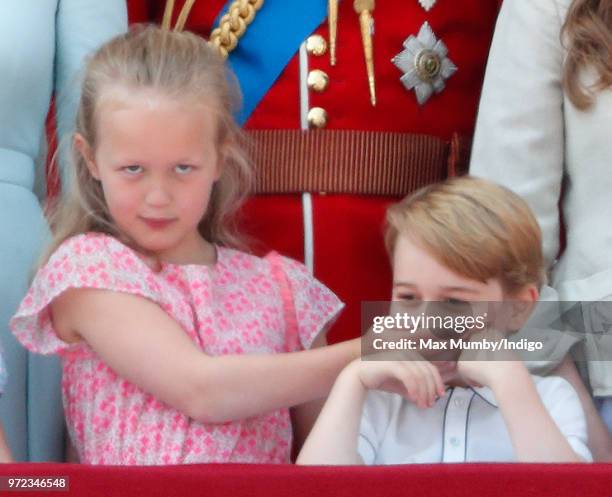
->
<box><xmin>391</xmin><ymin>235</ymin><xmax>505</xmax><ymax>303</ymax></box>
<box><xmin>390</xmin><ymin>235</ymin><xmax>538</xmax><ymax>360</ymax></box>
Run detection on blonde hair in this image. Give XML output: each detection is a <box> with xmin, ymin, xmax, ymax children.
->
<box><xmin>384</xmin><ymin>176</ymin><xmax>545</xmax><ymax>295</ymax></box>
<box><xmin>562</xmin><ymin>0</ymin><xmax>612</xmax><ymax>109</ymax></box>
<box><xmin>44</xmin><ymin>24</ymin><xmax>253</xmax><ymax>264</ymax></box>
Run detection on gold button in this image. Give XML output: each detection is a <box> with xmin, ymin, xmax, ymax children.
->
<box><xmin>307</xmin><ymin>69</ymin><xmax>330</xmax><ymax>92</ymax></box>
<box><xmin>306</xmin><ymin>35</ymin><xmax>328</xmax><ymax>56</ymax></box>
<box><xmin>307</xmin><ymin>107</ymin><xmax>328</xmax><ymax>128</ymax></box>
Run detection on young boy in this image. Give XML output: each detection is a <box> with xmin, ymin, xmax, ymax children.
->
<box><xmin>297</xmin><ymin>177</ymin><xmax>591</xmax><ymax>464</ymax></box>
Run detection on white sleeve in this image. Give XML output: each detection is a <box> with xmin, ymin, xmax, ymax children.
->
<box><xmin>357</xmin><ymin>391</ymin><xmax>393</xmax><ymax>465</ymax></box>
<box><xmin>469</xmin><ymin>0</ymin><xmax>567</xmax><ymax>268</ymax></box>
<box><xmin>540</xmin><ymin>377</ymin><xmax>592</xmax><ymax>461</ymax></box>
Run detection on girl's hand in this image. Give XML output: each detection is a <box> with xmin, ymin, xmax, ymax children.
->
<box><xmin>350</xmin><ymin>354</ymin><xmax>446</xmax><ymax>409</ymax></box>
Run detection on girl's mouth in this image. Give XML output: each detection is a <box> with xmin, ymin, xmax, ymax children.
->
<box><xmin>141</xmin><ymin>217</ymin><xmax>176</xmax><ymax>230</ymax></box>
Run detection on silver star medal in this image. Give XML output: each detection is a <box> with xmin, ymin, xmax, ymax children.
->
<box><xmin>418</xmin><ymin>0</ymin><xmax>437</xmax><ymax>11</ymax></box>
<box><xmin>392</xmin><ymin>22</ymin><xmax>457</xmax><ymax>105</ymax></box>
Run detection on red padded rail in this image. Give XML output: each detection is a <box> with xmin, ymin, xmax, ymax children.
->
<box><xmin>1</xmin><ymin>463</ymin><xmax>610</xmax><ymax>497</ymax></box>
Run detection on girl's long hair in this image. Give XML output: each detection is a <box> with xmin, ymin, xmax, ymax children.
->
<box><xmin>43</xmin><ymin>25</ymin><xmax>253</xmax><ymax>265</ymax></box>
<box><xmin>562</xmin><ymin>0</ymin><xmax>612</xmax><ymax>109</ymax></box>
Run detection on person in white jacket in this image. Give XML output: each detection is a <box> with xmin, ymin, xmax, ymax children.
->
<box><xmin>470</xmin><ymin>0</ymin><xmax>612</xmax><ymax>460</ymax></box>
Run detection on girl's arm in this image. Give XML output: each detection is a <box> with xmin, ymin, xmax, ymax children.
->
<box><xmin>0</xmin><ymin>422</ymin><xmax>13</xmax><ymax>463</ymax></box>
<box><xmin>460</xmin><ymin>361</ymin><xmax>586</xmax><ymax>462</ymax></box>
<box><xmin>52</xmin><ymin>288</ymin><xmax>360</xmax><ymax>423</ymax></box>
<box><xmin>552</xmin><ymin>355</ymin><xmax>612</xmax><ymax>461</ymax></box>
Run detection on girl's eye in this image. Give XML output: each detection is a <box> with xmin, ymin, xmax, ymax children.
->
<box><xmin>397</xmin><ymin>294</ymin><xmax>418</xmax><ymax>302</ymax></box>
<box><xmin>175</xmin><ymin>164</ymin><xmax>193</xmax><ymax>174</ymax></box>
<box><xmin>123</xmin><ymin>165</ymin><xmax>143</xmax><ymax>174</ymax></box>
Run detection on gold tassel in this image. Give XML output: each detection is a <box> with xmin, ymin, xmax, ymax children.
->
<box><xmin>174</xmin><ymin>0</ymin><xmax>197</xmax><ymax>32</ymax></box>
<box><xmin>328</xmin><ymin>0</ymin><xmax>338</xmax><ymax>66</ymax></box>
<box><xmin>162</xmin><ymin>0</ymin><xmax>175</xmax><ymax>30</ymax></box>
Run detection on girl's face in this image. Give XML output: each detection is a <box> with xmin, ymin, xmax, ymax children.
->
<box><xmin>78</xmin><ymin>90</ymin><xmax>221</xmax><ymax>263</ymax></box>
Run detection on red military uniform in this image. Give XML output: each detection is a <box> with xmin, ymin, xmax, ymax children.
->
<box><xmin>128</xmin><ymin>1</ymin><xmax>500</xmax><ymax>343</ymax></box>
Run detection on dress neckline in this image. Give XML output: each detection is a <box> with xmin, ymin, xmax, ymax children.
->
<box><xmin>160</xmin><ymin>244</ymin><xmax>223</xmax><ymax>271</ymax></box>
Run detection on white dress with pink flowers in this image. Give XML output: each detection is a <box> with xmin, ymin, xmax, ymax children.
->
<box><xmin>10</xmin><ymin>233</ymin><xmax>343</xmax><ymax>465</ymax></box>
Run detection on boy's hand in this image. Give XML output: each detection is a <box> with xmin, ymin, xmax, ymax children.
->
<box><xmin>456</xmin><ymin>329</ymin><xmax>524</xmax><ymax>388</ymax></box>
<box><xmin>457</xmin><ymin>358</ymin><xmax>524</xmax><ymax>389</ymax></box>
<box><xmin>348</xmin><ymin>354</ymin><xmax>446</xmax><ymax>408</ymax></box>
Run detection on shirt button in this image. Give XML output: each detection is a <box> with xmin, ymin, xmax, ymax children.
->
<box><xmin>449</xmin><ymin>437</ymin><xmax>461</xmax><ymax>447</ymax></box>
<box><xmin>453</xmin><ymin>398</ymin><xmax>464</xmax><ymax>408</ymax></box>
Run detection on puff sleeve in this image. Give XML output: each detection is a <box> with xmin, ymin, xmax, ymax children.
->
<box><xmin>271</xmin><ymin>254</ymin><xmax>344</xmax><ymax>351</ymax></box>
<box><xmin>10</xmin><ymin>233</ymin><xmax>162</xmax><ymax>355</ymax></box>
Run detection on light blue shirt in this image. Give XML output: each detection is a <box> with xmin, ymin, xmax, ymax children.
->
<box><xmin>0</xmin><ymin>0</ymin><xmax>126</xmax><ymax>461</ymax></box>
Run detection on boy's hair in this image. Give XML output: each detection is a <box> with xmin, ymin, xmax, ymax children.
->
<box><xmin>44</xmin><ymin>25</ymin><xmax>252</xmax><ymax>264</ymax></box>
<box><xmin>384</xmin><ymin>176</ymin><xmax>545</xmax><ymax>294</ymax></box>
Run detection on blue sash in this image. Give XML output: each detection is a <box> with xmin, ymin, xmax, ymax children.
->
<box><xmin>214</xmin><ymin>0</ymin><xmax>328</xmax><ymax>125</ymax></box>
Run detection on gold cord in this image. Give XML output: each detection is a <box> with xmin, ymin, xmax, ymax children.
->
<box><xmin>209</xmin><ymin>0</ymin><xmax>264</xmax><ymax>58</ymax></box>
<box><xmin>163</xmin><ymin>0</ymin><xmax>263</xmax><ymax>59</ymax></box>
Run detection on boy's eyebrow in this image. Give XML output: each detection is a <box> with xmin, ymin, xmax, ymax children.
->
<box><xmin>393</xmin><ymin>281</ymin><xmax>480</xmax><ymax>294</ymax></box>
<box><xmin>439</xmin><ymin>286</ymin><xmax>480</xmax><ymax>294</ymax></box>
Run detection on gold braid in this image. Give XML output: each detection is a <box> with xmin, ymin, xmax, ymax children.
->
<box><xmin>162</xmin><ymin>0</ymin><xmax>264</xmax><ymax>59</ymax></box>
<box><xmin>209</xmin><ymin>0</ymin><xmax>264</xmax><ymax>59</ymax></box>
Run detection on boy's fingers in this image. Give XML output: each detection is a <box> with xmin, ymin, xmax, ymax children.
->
<box><xmin>429</xmin><ymin>364</ymin><xmax>446</xmax><ymax>397</ymax></box>
<box><xmin>420</xmin><ymin>363</ymin><xmax>437</xmax><ymax>405</ymax></box>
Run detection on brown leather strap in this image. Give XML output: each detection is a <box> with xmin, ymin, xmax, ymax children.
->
<box><xmin>245</xmin><ymin>129</ymin><xmax>467</xmax><ymax>196</ymax></box>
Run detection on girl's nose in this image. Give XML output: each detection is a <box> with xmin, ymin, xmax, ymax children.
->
<box><xmin>144</xmin><ymin>182</ymin><xmax>172</xmax><ymax>207</ymax></box>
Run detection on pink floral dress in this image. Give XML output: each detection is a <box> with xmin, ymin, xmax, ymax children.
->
<box><xmin>10</xmin><ymin>233</ymin><xmax>343</xmax><ymax>465</ymax></box>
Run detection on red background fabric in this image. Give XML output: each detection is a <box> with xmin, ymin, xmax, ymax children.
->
<box><xmin>2</xmin><ymin>462</ymin><xmax>610</xmax><ymax>496</ymax></box>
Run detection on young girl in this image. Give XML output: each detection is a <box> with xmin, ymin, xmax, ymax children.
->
<box><xmin>10</xmin><ymin>25</ymin><xmax>360</xmax><ymax>465</ymax></box>
<box><xmin>0</xmin><ymin>350</ymin><xmax>12</xmax><ymax>462</ymax></box>
<box><xmin>297</xmin><ymin>177</ymin><xmax>591</xmax><ymax>464</ymax></box>
<box><xmin>469</xmin><ymin>0</ymin><xmax>612</xmax><ymax>459</ymax></box>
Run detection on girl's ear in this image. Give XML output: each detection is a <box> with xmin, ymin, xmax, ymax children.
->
<box><xmin>214</xmin><ymin>139</ymin><xmax>233</xmax><ymax>182</ymax></box>
<box><xmin>74</xmin><ymin>133</ymin><xmax>100</xmax><ymax>180</ymax></box>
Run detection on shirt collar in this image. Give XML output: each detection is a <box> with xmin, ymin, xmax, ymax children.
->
<box><xmin>469</xmin><ymin>386</ymin><xmax>498</xmax><ymax>408</ymax></box>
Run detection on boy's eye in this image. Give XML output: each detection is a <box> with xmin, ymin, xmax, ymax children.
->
<box><xmin>175</xmin><ymin>164</ymin><xmax>193</xmax><ymax>174</ymax></box>
<box><xmin>397</xmin><ymin>293</ymin><xmax>418</xmax><ymax>302</ymax></box>
<box><xmin>443</xmin><ymin>298</ymin><xmax>468</xmax><ymax>305</ymax></box>
<box><xmin>123</xmin><ymin>165</ymin><xmax>143</xmax><ymax>174</ymax></box>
